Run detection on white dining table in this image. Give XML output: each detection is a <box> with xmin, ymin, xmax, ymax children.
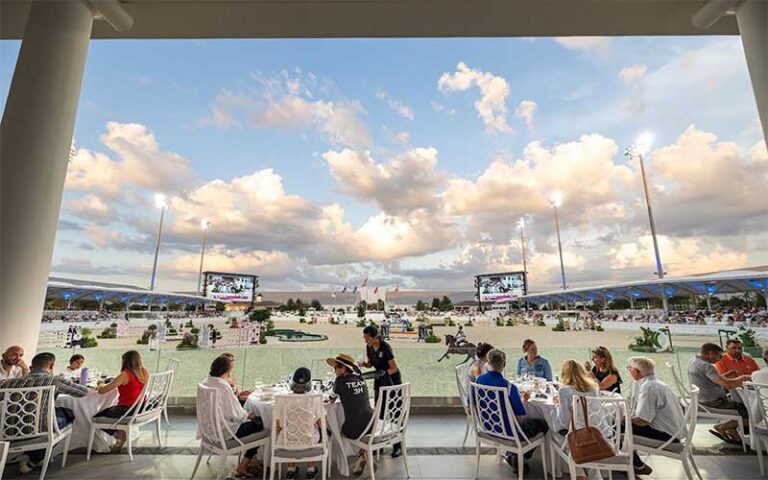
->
<box><xmin>244</xmin><ymin>387</ymin><xmax>358</xmax><ymax>477</ymax></box>
<box><xmin>56</xmin><ymin>389</ymin><xmax>119</xmax><ymax>453</ymax></box>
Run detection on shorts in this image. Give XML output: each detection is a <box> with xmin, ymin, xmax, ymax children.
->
<box><xmin>701</xmin><ymin>397</ymin><xmax>749</xmax><ymax>421</ymax></box>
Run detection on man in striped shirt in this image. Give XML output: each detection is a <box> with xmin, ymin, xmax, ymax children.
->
<box><xmin>0</xmin><ymin>352</ymin><xmax>89</xmax><ymax>474</ymax></box>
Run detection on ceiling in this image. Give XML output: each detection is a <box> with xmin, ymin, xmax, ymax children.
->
<box><xmin>0</xmin><ymin>0</ymin><xmax>738</xmax><ymax>40</ymax></box>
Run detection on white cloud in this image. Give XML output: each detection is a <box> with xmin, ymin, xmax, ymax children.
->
<box><xmin>610</xmin><ymin>235</ymin><xmax>748</xmax><ymax>276</ymax></box>
<box><xmin>555</xmin><ymin>37</ymin><xmax>612</xmax><ymax>53</ymax></box>
<box><xmin>323</xmin><ymin>147</ymin><xmax>443</xmax><ymax>214</ymax></box>
<box><xmin>375</xmin><ymin>90</ymin><xmax>415</xmax><ymax>121</ymax></box>
<box><xmin>66</xmin><ymin>122</ymin><xmax>195</xmax><ymax>198</ymax></box>
<box><xmin>68</xmin><ymin>194</ymin><xmax>114</xmax><ymax>224</ymax></box>
<box><xmin>205</xmin><ymin>70</ymin><xmax>371</xmax><ymax>148</ymax></box>
<box><xmin>514</xmin><ymin>100</ymin><xmax>538</xmax><ymax>132</ymax></box>
<box><xmin>438</xmin><ymin>62</ymin><xmax>512</xmax><ymax>133</ymax></box>
<box><xmin>619</xmin><ymin>64</ymin><xmax>647</xmax><ymax>83</ymax></box>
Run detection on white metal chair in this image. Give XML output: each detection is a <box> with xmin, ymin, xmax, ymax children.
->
<box><xmin>566</xmin><ymin>395</ymin><xmax>635</xmax><ymax>480</ymax></box>
<box><xmin>468</xmin><ymin>382</ymin><xmax>548</xmax><ymax>480</ymax></box>
<box><xmin>548</xmin><ymin>391</ymin><xmax>603</xmax><ymax>480</ymax></box>
<box><xmin>0</xmin><ymin>385</ymin><xmax>73</xmax><ymax>480</ymax></box>
<box><xmin>349</xmin><ymin>383</ymin><xmax>412</xmax><ymax>480</ymax></box>
<box><xmin>0</xmin><ymin>440</ymin><xmax>8</xmax><ymax>479</ymax></box>
<box><xmin>190</xmin><ymin>384</ymin><xmax>270</xmax><ymax>480</ymax></box>
<box><xmin>634</xmin><ymin>385</ymin><xmax>702</xmax><ymax>480</ymax></box>
<box><xmin>162</xmin><ymin>358</ymin><xmax>180</xmax><ymax>427</ymax></box>
<box><xmin>86</xmin><ymin>370</ymin><xmax>174</xmax><ymax>461</ymax></box>
<box><xmin>668</xmin><ymin>361</ymin><xmax>747</xmax><ymax>451</ymax></box>
<box><xmin>269</xmin><ymin>393</ymin><xmax>330</xmax><ymax>480</ymax></box>
<box><xmin>743</xmin><ymin>382</ymin><xmax>768</xmax><ymax>475</ymax></box>
<box><xmin>455</xmin><ymin>362</ymin><xmax>474</xmax><ymax>447</ymax></box>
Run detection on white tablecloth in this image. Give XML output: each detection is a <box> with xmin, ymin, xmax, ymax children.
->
<box><xmin>56</xmin><ymin>390</ymin><xmax>119</xmax><ymax>453</ymax></box>
<box><xmin>244</xmin><ymin>390</ymin><xmax>357</xmax><ymax>477</ymax></box>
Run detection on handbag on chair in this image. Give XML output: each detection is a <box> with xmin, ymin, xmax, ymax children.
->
<box><xmin>567</xmin><ymin>396</ymin><xmax>615</xmax><ymax>464</ymax></box>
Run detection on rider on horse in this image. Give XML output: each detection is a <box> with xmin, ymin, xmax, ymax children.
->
<box><xmin>454</xmin><ymin>324</ymin><xmax>467</xmax><ymax>347</ymax></box>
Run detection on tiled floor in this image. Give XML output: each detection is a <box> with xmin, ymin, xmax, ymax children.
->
<box><xmin>2</xmin><ymin>414</ymin><xmax>758</xmax><ymax>479</ymax></box>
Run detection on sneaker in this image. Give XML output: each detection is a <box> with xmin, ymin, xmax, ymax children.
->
<box><xmin>306</xmin><ymin>466</ymin><xmax>318</xmax><ymax>480</ymax></box>
<box><xmin>19</xmin><ymin>459</ymin><xmax>39</xmax><ymax>474</ymax></box>
<box><xmin>286</xmin><ymin>466</ymin><xmax>299</xmax><ymax>480</ymax></box>
<box><xmin>350</xmin><ymin>454</ymin><xmax>367</xmax><ymax>475</ymax></box>
<box><xmin>390</xmin><ymin>446</ymin><xmax>402</xmax><ymax>458</ymax></box>
<box><xmin>634</xmin><ymin>464</ymin><xmax>653</xmax><ymax>476</ymax></box>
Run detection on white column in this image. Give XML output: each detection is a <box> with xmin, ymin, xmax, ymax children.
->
<box><xmin>737</xmin><ymin>0</ymin><xmax>768</xmax><ymax>144</ymax></box>
<box><xmin>0</xmin><ymin>1</ymin><xmax>94</xmax><ymax>354</ymax></box>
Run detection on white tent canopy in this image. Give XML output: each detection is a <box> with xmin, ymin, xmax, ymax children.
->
<box><xmin>522</xmin><ymin>267</ymin><xmax>768</xmax><ymax>306</ymax></box>
<box><xmin>46</xmin><ymin>276</ymin><xmax>214</xmax><ymax>307</ymax></box>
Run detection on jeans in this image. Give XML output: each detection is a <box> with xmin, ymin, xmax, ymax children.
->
<box><xmin>28</xmin><ymin>408</ymin><xmax>73</xmax><ymax>463</ymax></box>
<box><xmin>631</xmin><ymin>424</ymin><xmax>676</xmax><ymax>468</ymax></box>
<box><xmin>235</xmin><ymin>417</ymin><xmax>265</xmax><ymax>459</ymax></box>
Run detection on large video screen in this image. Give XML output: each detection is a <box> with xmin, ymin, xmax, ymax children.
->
<box><xmin>476</xmin><ymin>272</ymin><xmax>527</xmax><ymax>303</ymax></box>
<box><xmin>204</xmin><ymin>272</ymin><xmax>257</xmax><ymax>302</ymax></box>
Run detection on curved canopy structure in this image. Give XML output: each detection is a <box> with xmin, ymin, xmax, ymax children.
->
<box><xmin>0</xmin><ymin>0</ymin><xmax>740</xmax><ymax>40</ymax></box>
<box><xmin>46</xmin><ymin>276</ymin><xmax>213</xmax><ymax>306</ymax></box>
<box><xmin>522</xmin><ymin>267</ymin><xmax>768</xmax><ymax>306</ymax></box>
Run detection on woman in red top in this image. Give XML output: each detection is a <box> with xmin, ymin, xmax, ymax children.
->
<box><xmin>95</xmin><ymin>350</ymin><xmax>148</xmax><ymax>452</ymax></box>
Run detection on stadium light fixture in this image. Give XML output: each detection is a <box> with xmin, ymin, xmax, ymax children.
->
<box><xmin>517</xmin><ymin>217</ymin><xmax>528</xmax><ymax>275</ymax></box>
<box><xmin>549</xmin><ymin>194</ymin><xmax>567</xmax><ymax>293</ymax></box>
<box><xmin>549</xmin><ymin>191</ymin><xmax>563</xmax><ymax>208</ymax></box>
<box><xmin>627</xmin><ymin>134</ymin><xmax>666</xmax><ymax>286</ymax></box>
<box><xmin>149</xmin><ymin>193</ymin><xmax>171</xmax><ymax>290</ymax></box>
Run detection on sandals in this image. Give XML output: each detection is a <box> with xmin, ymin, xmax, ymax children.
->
<box><xmin>708</xmin><ymin>429</ymin><xmax>742</xmax><ymax>446</ymax></box>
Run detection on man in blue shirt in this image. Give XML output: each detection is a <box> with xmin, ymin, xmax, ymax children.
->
<box><xmin>475</xmin><ymin>349</ymin><xmax>549</xmax><ymax>473</ymax></box>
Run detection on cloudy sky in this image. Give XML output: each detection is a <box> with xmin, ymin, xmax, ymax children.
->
<box><xmin>1</xmin><ymin>36</ymin><xmax>765</xmax><ymax>293</ymax></box>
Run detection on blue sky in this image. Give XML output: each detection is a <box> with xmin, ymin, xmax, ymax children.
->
<box><xmin>1</xmin><ymin>35</ymin><xmax>765</xmax><ymax>292</ymax></box>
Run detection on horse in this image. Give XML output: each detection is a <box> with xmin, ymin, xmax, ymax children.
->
<box><xmin>437</xmin><ymin>334</ymin><xmax>476</xmax><ymax>364</ymax></box>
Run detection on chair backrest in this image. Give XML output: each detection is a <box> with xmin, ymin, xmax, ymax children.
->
<box><xmin>0</xmin><ymin>440</ymin><xmax>8</xmax><ymax>479</ymax></box>
<box><xmin>572</xmin><ymin>395</ymin><xmax>633</xmax><ymax>459</ymax></box>
<box><xmin>369</xmin><ymin>383</ymin><xmax>412</xmax><ymax>441</ymax></box>
<box><xmin>195</xmin><ymin>384</ymin><xmax>229</xmax><ymax>450</ymax></box>
<box><xmin>746</xmin><ymin>382</ymin><xmax>768</xmax><ymax>430</ymax></box>
<box><xmin>272</xmin><ymin>393</ymin><xmax>327</xmax><ymax>452</ymax></box>
<box><xmin>666</xmin><ymin>362</ymin><xmax>692</xmax><ymax>408</ymax></box>
<box><xmin>455</xmin><ymin>363</ymin><xmax>472</xmax><ymax>407</ymax></box>
<box><xmin>469</xmin><ymin>382</ymin><xmax>526</xmax><ymax>446</ymax></box>
<box><xmin>165</xmin><ymin>358</ymin><xmax>180</xmax><ymax>373</ymax></box>
<box><xmin>0</xmin><ymin>385</ymin><xmax>56</xmax><ymax>441</ymax></box>
<box><xmin>125</xmin><ymin>370</ymin><xmax>175</xmax><ymax>421</ymax></box>
<box><xmin>681</xmin><ymin>385</ymin><xmax>700</xmax><ymax>448</ymax></box>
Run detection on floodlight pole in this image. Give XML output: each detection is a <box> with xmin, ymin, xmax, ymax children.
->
<box><xmin>552</xmin><ymin>204</ymin><xmax>567</xmax><ymax>291</ymax></box>
<box><xmin>638</xmin><ymin>153</ymin><xmax>665</xmax><ymax>281</ymax></box>
<box><xmin>519</xmin><ymin>224</ymin><xmax>528</xmax><ymax>276</ymax></box>
<box><xmin>150</xmin><ymin>203</ymin><xmax>168</xmax><ymax>291</ymax></box>
<box><xmin>196</xmin><ymin>224</ymin><xmax>209</xmax><ymax>295</ymax></box>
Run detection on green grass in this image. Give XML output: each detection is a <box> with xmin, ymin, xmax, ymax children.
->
<box><xmin>46</xmin><ymin>345</ymin><xmax>697</xmax><ymax>397</ymax></box>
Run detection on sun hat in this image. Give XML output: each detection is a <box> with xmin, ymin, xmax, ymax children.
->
<box><xmin>325</xmin><ymin>353</ymin><xmax>362</xmax><ymax>375</ymax></box>
<box><xmin>290</xmin><ymin>367</ymin><xmax>312</xmax><ymax>394</ymax></box>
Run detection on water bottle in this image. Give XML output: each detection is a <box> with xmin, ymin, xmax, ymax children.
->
<box><xmin>80</xmin><ymin>367</ymin><xmax>90</xmax><ymax>386</ymax></box>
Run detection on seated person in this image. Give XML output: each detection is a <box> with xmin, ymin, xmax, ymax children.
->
<box><xmin>1</xmin><ymin>352</ymin><xmax>89</xmax><ymax>474</ymax></box>
<box><xmin>455</xmin><ymin>325</ymin><xmax>467</xmax><ymax>347</ymax></box>
<box><xmin>516</xmin><ymin>339</ymin><xmax>553</xmax><ymax>381</ymax></box>
<box><xmin>94</xmin><ymin>350</ymin><xmax>149</xmax><ymax>452</ymax></box>
<box><xmin>275</xmin><ymin>367</ymin><xmax>323</xmax><ymax>480</ymax></box>
<box><xmin>716</xmin><ymin>339</ymin><xmax>760</xmax><ymax>377</ymax></box>
<box><xmin>327</xmin><ymin>353</ymin><xmax>374</xmax><ymax>475</ymax></box>
<box><xmin>627</xmin><ymin>356</ymin><xmax>686</xmax><ymax>477</ymax></box>
<box><xmin>1</xmin><ymin>345</ymin><xmax>29</xmax><ymax>383</ymax></box>
<box><xmin>751</xmin><ymin>347</ymin><xmax>768</xmax><ymax>384</ymax></box>
<box><xmin>552</xmin><ymin>360</ymin><xmax>599</xmax><ymax>480</ymax></box>
<box><xmin>199</xmin><ymin>355</ymin><xmax>264</xmax><ymax>477</ymax></box>
<box><xmin>217</xmin><ymin>352</ymin><xmax>252</xmax><ymax>404</ymax></box>
<box><xmin>585</xmin><ymin>346</ymin><xmax>623</xmax><ymax>394</ymax></box>
<box><xmin>688</xmin><ymin>343</ymin><xmax>751</xmax><ymax>444</ymax></box>
<box><xmin>476</xmin><ymin>349</ymin><xmax>549</xmax><ymax>474</ymax></box>
<box><xmin>468</xmin><ymin>342</ymin><xmax>495</xmax><ymax>386</ymax></box>
<box><xmin>63</xmin><ymin>354</ymin><xmax>85</xmax><ymax>379</ymax></box>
